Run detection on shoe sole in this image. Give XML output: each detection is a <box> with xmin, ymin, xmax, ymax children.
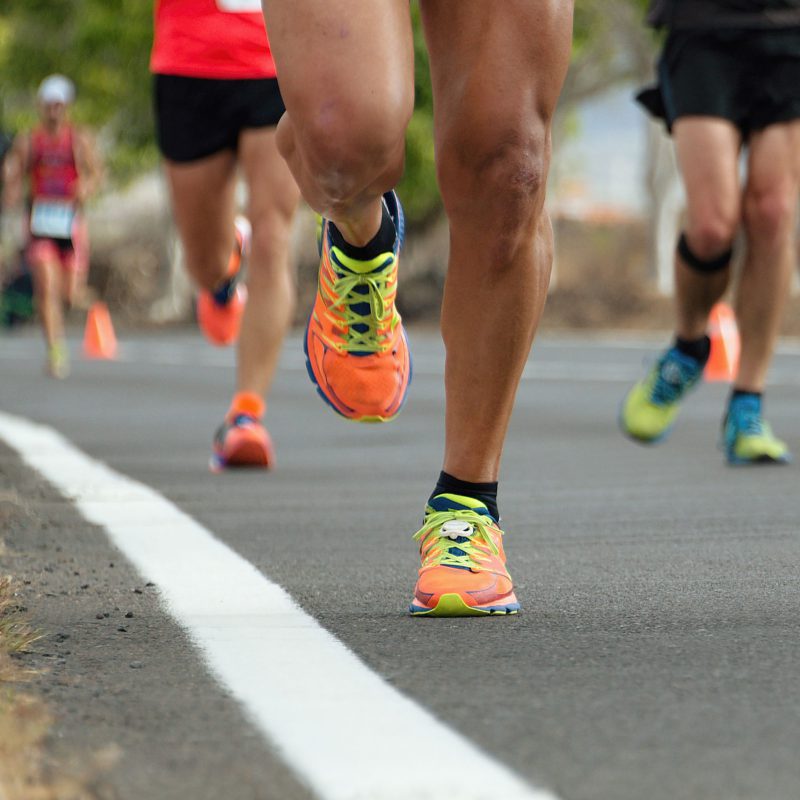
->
<box><xmin>725</xmin><ymin>452</ymin><xmax>792</xmax><ymax>466</ymax></box>
<box><xmin>409</xmin><ymin>592</ymin><xmax>520</xmax><ymax>617</ymax></box>
<box><xmin>303</xmin><ymin>318</ymin><xmax>412</xmax><ymax>423</ymax></box>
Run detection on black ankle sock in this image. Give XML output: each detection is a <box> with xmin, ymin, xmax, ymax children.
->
<box><xmin>212</xmin><ymin>276</ymin><xmax>237</xmax><ymax>306</ymax></box>
<box><xmin>430</xmin><ymin>471</ymin><xmax>499</xmax><ymax>521</ymax></box>
<box><xmin>328</xmin><ymin>200</ymin><xmax>396</xmax><ymax>261</ymax></box>
<box><xmin>731</xmin><ymin>388</ymin><xmax>762</xmax><ymax>402</ymax></box>
<box><xmin>675</xmin><ymin>335</ymin><xmax>711</xmax><ymax>364</ymax></box>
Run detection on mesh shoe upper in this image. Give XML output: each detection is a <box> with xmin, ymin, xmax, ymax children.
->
<box><xmin>620</xmin><ymin>347</ymin><xmax>704</xmax><ymax>443</ymax></box>
<box><xmin>210</xmin><ymin>412</ymin><xmax>274</xmax><ymax>471</ymax></box>
<box><xmin>723</xmin><ymin>395</ymin><xmax>791</xmax><ymax>465</ymax></box>
<box><xmin>410</xmin><ymin>494</ymin><xmax>519</xmax><ymax>616</ymax></box>
<box><xmin>304</xmin><ymin>191</ymin><xmax>411</xmax><ymax>422</ymax></box>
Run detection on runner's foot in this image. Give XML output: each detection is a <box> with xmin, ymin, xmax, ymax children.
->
<box><xmin>46</xmin><ymin>340</ymin><xmax>70</xmax><ymax>379</ymax></box>
<box><xmin>197</xmin><ymin>216</ymin><xmax>250</xmax><ymax>347</ymax></box>
<box><xmin>723</xmin><ymin>393</ymin><xmax>791</xmax><ymax>465</ymax></box>
<box><xmin>620</xmin><ymin>344</ymin><xmax>706</xmax><ymax>443</ymax></box>
<box><xmin>304</xmin><ymin>191</ymin><xmax>411</xmax><ymax>422</ymax></box>
<box><xmin>410</xmin><ymin>493</ymin><xmax>519</xmax><ymax>617</ymax></box>
<box><xmin>210</xmin><ymin>391</ymin><xmax>274</xmax><ymax>472</ymax></box>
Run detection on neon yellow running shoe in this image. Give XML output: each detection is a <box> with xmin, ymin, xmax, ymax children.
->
<box><xmin>46</xmin><ymin>340</ymin><xmax>70</xmax><ymax>379</ymax></box>
<box><xmin>723</xmin><ymin>394</ymin><xmax>791</xmax><ymax>465</ymax></box>
<box><xmin>620</xmin><ymin>346</ymin><xmax>704</xmax><ymax>443</ymax></box>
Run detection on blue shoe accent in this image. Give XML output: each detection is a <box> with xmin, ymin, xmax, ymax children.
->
<box><xmin>427</xmin><ymin>495</ymin><xmax>491</xmax><ymax>517</ymax></box>
<box><xmin>649</xmin><ymin>347</ymin><xmax>704</xmax><ymax>406</ymax></box>
<box><xmin>723</xmin><ymin>394</ymin><xmax>792</xmax><ymax>465</ymax></box>
<box><xmin>619</xmin><ymin>345</ymin><xmax>705</xmax><ymax>444</ymax></box>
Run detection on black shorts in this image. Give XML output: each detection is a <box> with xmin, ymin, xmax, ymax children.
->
<box><xmin>154</xmin><ymin>74</ymin><xmax>285</xmax><ymax>162</ymax></box>
<box><xmin>637</xmin><ymin>28</ymin><xmax>800</xmax><ymax>136</ymax></box>
<box><xmin>30</xmin><ymin>236</ymin><xmax>73</xmax><ymax>251</ymax></box>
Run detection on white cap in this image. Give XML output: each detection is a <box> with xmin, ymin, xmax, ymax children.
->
<box><xmin>37</xmin><ymin>74</ymin><xmax>75</xmax><ymax>105</ymax></box>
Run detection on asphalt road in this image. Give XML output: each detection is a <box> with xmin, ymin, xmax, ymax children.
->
<box><xmin>2</xmin><ymin>326</ymin><xmax>800</xmax><ymax>800</ymax></box>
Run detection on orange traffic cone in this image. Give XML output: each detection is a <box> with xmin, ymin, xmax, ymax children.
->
<box><xmin>83</xmin><ymin>301</ymin><xmax>118</xmax><ymax>360</ymax></box>
<box><xmin>704</xmin><ymin>302</ymin><xmax>739</xmax><ymax>382</ymax></box>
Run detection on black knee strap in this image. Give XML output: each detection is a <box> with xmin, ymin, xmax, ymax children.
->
<box><xmin>678</xmin><ymin>233</ymin><xmax>733</xmax><ymax>274</ymax></box>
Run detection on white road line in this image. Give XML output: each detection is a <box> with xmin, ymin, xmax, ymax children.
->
<box><xmin>0</xmin><ymin>410</ymin><xmax>558</xmax><ymax>800</ymax></box>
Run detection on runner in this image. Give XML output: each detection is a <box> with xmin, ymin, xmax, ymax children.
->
<box><xmin>2</xmin><ymin>75</ymin><xmax>102</xmax><ymax>379</ymax></box>
<box><xmin>621</xmin><ymin>0</ymin><xmax>800</xmax><ymax>464</ymax></box>
<box><xmin>151</xmin><ymin>0</ymin><xmax>301</xmax><ymax>470</ymax></box>
<box><xmin>260</xmin><ymin>0</ymin><xmax>574</xmax><ymax>615</ymax></box>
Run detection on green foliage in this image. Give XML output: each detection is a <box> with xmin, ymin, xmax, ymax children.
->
<box><xmin>570</xmin><ymin>0</ymin><xmax>653</xmax><ymax>96</ymax></box>
<box><xmin>398</xmin><ymin>2</ymin><xmax>438</xmax><ymax>226</ymax></box>
<box><xmin>0</xmin><ymin>0</ymin><xmax>156</xmax><ymax>182</ymax></box>
<box><xmin>0</xmin><ymin>1</ymin><xmax>656</xmax><ymax>222</ymax></box>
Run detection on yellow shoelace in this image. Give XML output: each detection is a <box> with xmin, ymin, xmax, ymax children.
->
<box><xmin>321</xmin><ymin>260</ymin><xmax>397</xmax><ymax>353</ymax></box>
<box><xmin>413</xmin><ymin>509</ymin><xmax>501</xmax><ymax>570</ymax></box>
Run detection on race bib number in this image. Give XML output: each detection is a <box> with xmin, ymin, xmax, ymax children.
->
<box><xmin>30</xmin><ymin>200</ymin><xmax>76</xmax><ymax>240</ymax></box>
<box><xmin>216</xmin><ymin>0</ymin><xmax>262</xmax><ymax>11</ymax></box>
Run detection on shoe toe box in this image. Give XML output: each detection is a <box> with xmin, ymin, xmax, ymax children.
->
<box><xmin>307</xmin><ymin>328</ymin><xmax>410</xmax><ymax>420</ymax></box>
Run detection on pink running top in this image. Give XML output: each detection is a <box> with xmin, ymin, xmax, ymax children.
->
<box><xmin>29</xmin><ymin>125</ymin><xmax>79</xmax><ymax>201</ymax></box>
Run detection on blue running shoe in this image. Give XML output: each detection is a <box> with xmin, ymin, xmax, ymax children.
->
<box><xmin>723</xmin><ymin>394</ymin><xmax>791</xmax><ymax>465</ymax></box>
<box><xmin>620</xmin><ymin>346</ymin><xmax>704</xmax><ymax>443</ymax></box>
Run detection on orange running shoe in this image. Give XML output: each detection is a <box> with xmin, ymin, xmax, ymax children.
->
<box><xmin>410</xmin><ymin>494</ymin><xmax>520</xmax><ymax>617</ymax></box>
<box><xmin>304</xmin><ymin>191</ymin><xmax>411</xmax><ymax>422</ymax></box>
<box><xmin>197</xmin><ymin>216</ymin><xmax>250</xmax><ymax>347</ymax></box>
<box><xmin>209</xmin><ymin>391</ymin><xmax>274</xmax><ymax>472</ymax></box>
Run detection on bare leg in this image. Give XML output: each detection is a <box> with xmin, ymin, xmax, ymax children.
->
<box><xmin>236</xmin><ymin>127</ymin><xmax>301</xmax><ymax>398</ymax></box>
<box><xmin>735</xmin><ymin>121</ymin><xmax>800</xmax><ymax>391</ymax></box>
<box><xmin>163</xmin><ymin>150</ymin><xmax>238</xmax><ymax>291</ymax></box>
<box><xmin>63</xmin><ymin>268</ymin><xmax>83</xmax><ymax>309</ymax></box>
<box><xmin>261</xmin><ymin>0</ymin><xmax>414</xmax><ymax>245</ymax></box>
<box><xmin>420</xmin><ymin>0</ymin><xmax>574</xmax><ymax>481</ymax></box>
<box><xmin>671</xmin><ymin>118</ymin><xmax>742</xmax><ymax>339</ymax></box>
<box><xmin>31</xmin><ymin>257</ymin><xmax>64</xmax><ymax>348</ymax></box>
<box><xmin>65</xmin><ymin>217</ymin><xmax>90</xmax><ymax>308</ymax></box>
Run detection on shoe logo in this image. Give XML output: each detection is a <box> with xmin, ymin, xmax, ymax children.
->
<box><xmin>439</xmin><ymin>520</ymin><xmax>473</xmax><ymax>540</ymax></box>
<box><xmin>660</xmin><ymin>361</ymin><xmax>684</xmax><ymax>385</ymax></box>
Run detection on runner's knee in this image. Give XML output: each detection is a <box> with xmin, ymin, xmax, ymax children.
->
<box><xmin>438</xmin><ymin>124</ymin><xmax>549</xmax><ymax>264</ymax></box>
<box><xmin>291</xmin><ymin>98</ymin><xmax>411</xmax><ymax>205</ymax></box>
<box><xmin>677</xmin><ymin>232</ymin><xmax>732</xmax><ymax>274</ymax></box>
<box><xmin>439</xmin><ymin>118</ymin><xmax>547</xmax><ymax>205</ymax></box>
<box><xmin>743</xmin><ymin>185</ymin><xmax>798</xmax><ymax>241</ymax></box>
<box><xmin>682</xmin><ymin>215</ymin><xmax>738</xmax><ymax>263</ymax></box>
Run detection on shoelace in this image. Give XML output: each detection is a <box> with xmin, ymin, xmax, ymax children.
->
<box><xmin>730</xmin><ymin>407</ymin><xmax>766</xmax><ymax>437</ymax></box>
<box><xmin>322</xmin><ymin>257</ymin><xmax>397</xmax><ymax>353</ymax></box>
<box><xmin>648</xmin><ymin>352</ymin><xmax>699</xmax><ymax>405</ymax></box>
<box><xmin>413</xmin><ymin>509</ymin><xmax>501</xmax><ymax>571</ymax></box>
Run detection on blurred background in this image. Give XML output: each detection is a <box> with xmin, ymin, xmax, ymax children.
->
<box><xmin>1</xmin><ymin>0</ymin><xmax>798</xmax><ymax>334</ymax></box>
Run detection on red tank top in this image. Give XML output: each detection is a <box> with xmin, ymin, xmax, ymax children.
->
<box><xmin>29</xmin><ymin>125</ymin><xmax>79</xmax><ymax>201</ymax></box>
<box><xmin>150</xmin><ymin>0</ymin><xmax>277</xmax><ymax>80</ymax></box>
